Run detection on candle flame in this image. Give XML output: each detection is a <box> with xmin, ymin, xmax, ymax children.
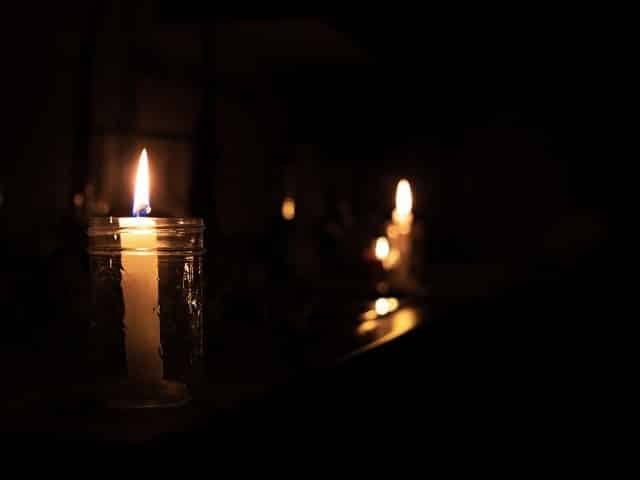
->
<box><xmin>133</xmin><ymin>148</ymin><xmax>151</xmax><ymax>217</ymax></box>
<box><xmin>374</xmin><ymin>298</ymin><xmax>391</xmax><ymax>316</ymax></box>
<box><xmin>374</xmin><ymin>236</ymin><xmax>390</xmax><ymax>260</ymax></box>
<box><xmin>361</xmin><ymin>297</ymin><xmax>399</xmax><ymax>322</ymax></box>
<box><xmin>395</xmin><ymin>179</ymin><xmax>412</xmax><ymax>216</ymax></box>
<box><xmin>281</xmin><ymin>196</ymin><xmax>295</xmax><ymax>221</ymax></box>
<box><xmin>358</xmin><ymin>298</ymin><xmax>406</xmax><ymax>336</ymax></box>
<box><xmin>374</xmin><ymin>297</ymin><xmax>400</xmax><ymax>316</ymax></box>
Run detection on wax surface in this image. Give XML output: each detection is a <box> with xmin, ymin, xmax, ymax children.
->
<box><xmin>389</xmin><ymin>211</ymin><xmax>414</xmax><ymax>291</ymax></box>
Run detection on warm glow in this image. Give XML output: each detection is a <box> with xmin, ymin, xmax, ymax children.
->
<box><xmin>354</xmin><ymin>308</ymin><xmax>421</xmax><ymax>354</ymax></box>
<box><xmin>375</xmin><ymin>298</ymin><xmax>391</xmax><ymax>316</ymax></box>
<box><xmin>357</xmin><ymin>319</ymin><xmax>378</xmax><ymax>335</ymax></box>
<box><xmin>133</xmin><ymin>148</ymin><xmax>151</xmax><ymax>216</ymax></box>
<box><xmin>392</xmin><ymin>179</ymin><xmax>413</xmax><ymax>232</ymax></box>
<box><xmin>382</xmin><ymin>248</ymin><xmax>400</xmax><ymax>270</ymax></box>
<box><xmin>374</xmin><ymin>297</ymin><xmax>400</xmax><ymax>316</ymax></box>
<box><xmin>374</xmin><ymin>236</ymin><xmax>390</xmax><ymax>260</ymax></box>
<box><xmin>281</xmin><ymin>196</ymin><xmax>295</xmax><ymax>221</ymax></box>
<box><xmin>395</xmin><ymin>179</ymin><xmax>412</xmax><ymax>216</ymax></box>
<box><xmin>387</xmin><ymin>309</ymin><xmax>417</xmax><ymax>337</ymax></box>
<box><xmin>119</xmin><ymin>216</ymin><xmax>156</xmax><ymax>238</ymax></box>
<box><xmin>387</xmin><ymin>297</ymin><xmax>399</xmax><ymax>311</ymax></box>
<box><xmin>362</xmin><ymin>297</ymin><xmax>400</xmax><ymax>322</ymax></box>
<box><xmin>362</xmin><ymin>309</ymin><xmax>377</xmax><ymax>321</ymax></box>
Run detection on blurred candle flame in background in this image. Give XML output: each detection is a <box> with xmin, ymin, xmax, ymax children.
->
<box><xmin>374</xmin><ymin>297</ymin><xmax>399</xmax><ymax>316</ymax></box>
<box><xmin>392</xmin><ymin>179</ymin><xmax>413</xmax><ymax>234</ymax></box>
<box><xmin>374</xmin><ymin>297</ymin><xmax>391</xmax><ymax>315</ymax></box>
<box><xmin>394</xmin><ymin>179</ymin><xmax>412</xmax><ymax>218</ymax></box>
<box><xmin>387</xmin><ymin>178</ymin><xmax>415</xmax><ymax>290</ymax></box>
<box><xmin>374</xmin><ymin>235</ymin><xmax>400</xmax><ymax>270</ymax></box>
<box><xmin>357</xmin><ymin>300</ymin><xmax>417</xmax><ymax>342</ymax></box>
<box><xmin>360</xmin><ymin>297</ymin><xmax>399</xmax><ymax>324</ymax></box>
<box><xmin>374</xmin><ymin>236</ymin><xmax>390</xmax><ymax>260</ymax></box>
<box><xmin>281</xmin><ymin>196</ymin><xmax>295</xmax><ymax>221</ymax></box>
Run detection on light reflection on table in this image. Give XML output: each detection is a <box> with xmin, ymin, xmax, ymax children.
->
<box><xmin>351</xmin><ymin>305</ymin><xmax>422</xmax><ymax>357</ymax></box>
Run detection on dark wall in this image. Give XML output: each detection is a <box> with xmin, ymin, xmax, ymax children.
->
<box><xmin>1</xmin><ymin>10</ymin><xmax>609</xmax><ymax>348</ymax></box>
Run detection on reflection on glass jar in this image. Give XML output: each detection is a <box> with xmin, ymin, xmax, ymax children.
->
<box><xmin>87</xmin><ymin>217</ymin><xmax>205</xmax><ymax>408</ymax></box>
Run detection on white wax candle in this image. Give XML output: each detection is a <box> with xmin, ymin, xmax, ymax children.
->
<box><xmin>389</xmin><ymin>179</ymin><xmax>414</xmax><ymax>290</ymax></box>
<box><xmin>118</xmin><ymin>217</ymin><xmax>163</xmax><ymax>384</ymax></box>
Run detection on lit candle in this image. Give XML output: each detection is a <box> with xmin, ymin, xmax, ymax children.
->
<box><xmin>118</xmin><ymin>149</ymin><xmax>163</xmax><ymax>384</ymax></box>
<box><xmin>374</xmin><ymin>236</ymin><xmax>390</xmax><ymax>261</ymax></box>
<box><xmin>281</xmin><ymin>196</ymin><xmax>296</xmax><ymax>221</ymax></box>
<box><xmin>388</xmin><ymin>179</ymin><xmax>414</xmax><ymax>291</ymax></box>
<box><xmin>374</xmin><ymin>235</ymin><xmax>399</xmax><ymax>271</ymax></box>
<box><xmin>392</xmin><ymin>179</ymin><xmax>413</xmax><ymax>234</ymax></box>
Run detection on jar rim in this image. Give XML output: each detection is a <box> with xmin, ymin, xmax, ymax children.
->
<box><xmin>88</xmin><ymin>217</ymin><xmax>205</xmax><ymax>239</ymax></box>
<box><xmin>89</xmin><ymin>216</ymin><xmax>204</xmax><ymax>227</ymax></box>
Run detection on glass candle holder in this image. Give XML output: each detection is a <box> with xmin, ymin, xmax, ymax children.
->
<box><xmin>87</xmin><ymin>217</ymin><xmax>205</xmax><ymax>408</ymax></box>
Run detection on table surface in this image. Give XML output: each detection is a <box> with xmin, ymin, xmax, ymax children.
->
<box><xmin>1</xmin><ymin>298</ymin><xmax>425</xmax><ymax>443</ymax></box>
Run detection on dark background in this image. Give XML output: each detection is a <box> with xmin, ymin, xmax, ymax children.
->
<box><xmin>0</xmin><ymin>5</ymin><xmax>610</xmax><ymax>440</ymax></box>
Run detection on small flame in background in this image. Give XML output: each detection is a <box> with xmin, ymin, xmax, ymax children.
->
<box><xmin>395</xmin><ymin>179</ymin><xmax>412</xmax><ymax>217</ymax></box>
<box><xmin>374</xmin><ymin>236</ymin><xmax>390</xmax><ymax>260</ymax></box>
<box><xmin>375</xmin><ymin>235</ymin><xmax>399</xmax><ymax>270</ymax></box>
<box><xmin>133</xmin><ymin>148</ymin><xmax>151</xmax><ymax>217</ymax></box>
<box><xmin>358</xmin><ymin>297</ymin><xmax>401</xmax><ymax>335</ymax></box>
<box><xmin>374</xmin><ymin>297</ymin><xmax>399</xmax><ymax>316</ymax></box>
<box><xmin>281</xmin><ymin>196</ymin><xmax>295</xmax><ymax>221</ymax></box>
<box><xmin>361</xmin><ymin>297</ymin><xmax>399</xmax><ymax>322</ymax></box>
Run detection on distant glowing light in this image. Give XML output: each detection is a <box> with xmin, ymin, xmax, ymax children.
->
<box><xmin>374</xmin><ymin>297</ymin><xmax>399</xmax><ymax>316</ymax></box>
<box><xmin>73</xmin><ymin>193</ymin><xmax>84</xmax><ymax>207</ymax></box>
<box><xmin>395</xmin><ymin>179</ymin><xmax>412</xmax><ymax>217</ymax></box>
<box><xmin>375</xmin><ymin>236</ymin><xmax>390</xmax><ymax>260</ymax></box>
<box><xmin>282</xmin><ymin>196</ymin><xmax>295</xmax><ymax>221</ymax></box>
<box><xmin>375</xmin><ymin>298</ymin><xmax>391</xmax><ymax>316</ymax></box>
<box><xmin>392</xmin><ymin>179</ymin><xmax>413</xmax><ymax>233</ymax></box>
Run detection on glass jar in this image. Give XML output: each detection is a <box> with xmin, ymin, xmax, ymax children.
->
<box><xmin>87</xmin><ymin>217</ymin><xmax>205</xmax><ymax>408</ymax></box>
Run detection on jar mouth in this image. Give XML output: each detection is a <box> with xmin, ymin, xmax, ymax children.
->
<box><xmin>88</xmin><ymin>217</ymin><xmax>204</xmax><ymax>235</ymax></box>
<box><xmin>87</xmin><ymin>217</ymin><xmax>206</xmax><ymax>255</ymax></box>
<box><xmin>89</xmin><ymin>216</ymin><xmax>204</xmax><ymax>228</ymax></box>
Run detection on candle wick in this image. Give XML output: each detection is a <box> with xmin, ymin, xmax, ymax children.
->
<box><xmin>133</xmin><ymin>205</ymin><xmax>151</xmax><ymax>217</ymax></box>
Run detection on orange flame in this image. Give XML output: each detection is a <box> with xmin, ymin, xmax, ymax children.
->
<box><xmin>133</xmin><ymin>148</ymin><xmax>151</xmax><ymax>216</ymax></box>
<box><xmin>395</xmin><ymin>179</ymin><xmax>412</xmax><ymax>216</ymax></box>
<box><xmin>281</xmin><ymin>196</ymin><xmax>295</xmax><ymax>221</ymax></box>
